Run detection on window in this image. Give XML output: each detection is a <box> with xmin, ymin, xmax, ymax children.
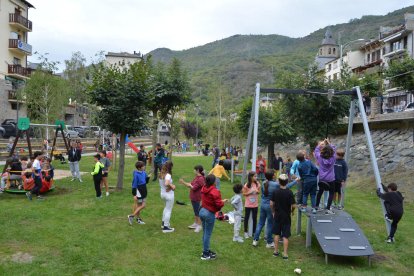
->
<box><xmin>10</xmin><ymin>32</ymin><xmax>18</xmax><ymax>39</ymax></box>
<box><xmin>328</xmin><ymin>48</ymin><xmax>331</xmax><ymax>54</ymax></box>
<box><xmin>327</xmin><ymin>64</ymin><xmax>331</xmax><ymax>71</ymax></box>
<box><xmin>367</xmin><ymin>53</ymin><xmax>370</xmax><ymax>63</ymax></box>
<box><xmin>11</xmin><ymin>103</ymin><xmax>20</xmax><ymax>110</ymax></box>
<box><xmin>333</xmin><ymin>73</ymin><xmax>338</xmax><ymax>80</ymax></box>
<box><xmin>333</xmin><ymin>48</ymin><xmax>336</xmax><ymax>55</ymax></box>
<box><xmin>404</xmin><ymin>37</ymin><xmax>408</xmax><ymax>49</ymax></box>
<box><xmin>376</xmin><ymin>50</ymin><xmax>381</xmax><ymax>61</ymax></box>
<box><xmin>371</xmin><ymin>51</ymin><xmax>376</xmax><ymax>61</ymax></box>
<box><xmin>13</xmin><ymin>57</ymin><xmax>21</xmax><ymax>65</ymax></box>
<box><xmin>319</xmin><ymin>49</ymin><xmax>322</xmax><ymax>55</ymax></box>
<box><xmin>382</xmin><ymin>48</ymin><xmax>386</xmax><ymax>55</ymax></box>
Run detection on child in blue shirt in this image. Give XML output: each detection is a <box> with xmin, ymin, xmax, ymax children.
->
<box><xmin>128</xmin><ymin>161</ymin><xmax>149</xmax><ymax>225</ymax></box>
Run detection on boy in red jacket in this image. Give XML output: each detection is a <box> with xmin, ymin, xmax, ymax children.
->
<box><xmin>199</xmin><ymin>174</ymin><xmax>228</xmax><ymax>261</ymax></box>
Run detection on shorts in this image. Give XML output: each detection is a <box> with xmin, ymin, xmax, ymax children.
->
<box><xmin>272</xmin><ymin>220</ymin><xmax>291</xmax><ymax>238</ymax></box>
<box><xmin>334</xmin><ymin>181</ymin><xmax>342</xmax><ymax>194</ymax></box>
<box><xmin>191</xmin><ymin>201</ymin><xmax>201</xmax><ymax>217</ymax></box>
<box><xmin>102</xmin><ymin>172</ymin><xmax>108</xmax><ymax>177</ymax></box>
<box><xmin>132</xmin><ymin>186</ymin><xmax>147</xmax><ymax>202</ymax></box>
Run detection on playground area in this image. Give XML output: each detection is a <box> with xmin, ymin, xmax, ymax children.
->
<box><xmin>0</xmin><ymin>155</ymin><xmax>412</xmax><ymax>275</ymax></box>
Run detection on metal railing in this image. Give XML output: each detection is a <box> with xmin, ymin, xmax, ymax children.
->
<box><xmin>9</xmin><ymin>13</ymin><xmax>32</xmax><ymax>31</ymax></box>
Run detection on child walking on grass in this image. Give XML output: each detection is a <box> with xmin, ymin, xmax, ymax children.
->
<box><xmin>128</xmin><ymin>161</ymin><xmax>150</xmax><ymax>225</ymax></box>
<box><xmin>91</xmin><ymin>154</ymin><xmax>104</xmax><ymax>198</ymax></box>
<box><xmin>377</xmin><ymin>183</ymin><xmax>404</xmax><ymax>243</ymax></box>
<box><xmin>231</xmin><ymin>184</ymin><xmax>244</xmax><ymax>243</ymax></box>
<box><xmin>271</xmin><ymin>174</ymin><xmax>296</xmax><ymax>260</ymax></box>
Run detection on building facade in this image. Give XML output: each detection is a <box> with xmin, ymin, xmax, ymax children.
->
<box><xmin>0</xmin><ymin>0</ymin><xmax>34</xmax><ymax>123</ymax></box>
<box><xmin>105</xmin><ymin>51</ymin><xmax>143</xmax><ymax>68</ymax></box>
<box><xmin>315</xmin><ymin>28</ymin><xmax>339</xmax><ymax>71</ymax></box>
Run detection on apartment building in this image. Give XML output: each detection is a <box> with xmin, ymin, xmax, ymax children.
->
<box><xmin>0</xmin><ymin>0</ymin><xmax>34</xmax><ymax>123</ymax></box>
<box><xmin>105</xmin><ymin>51</ymin><xmax>143</xmax><ymax>68</ymax></box>
<box><xmin>325</xmin><ymin>50</ymin><xmax>365</xmax><ymax>81</ymax></box>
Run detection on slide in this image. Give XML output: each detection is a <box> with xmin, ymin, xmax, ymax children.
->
<box><xmin>125</xmin><ymin>135</ymin><xmax>140</xmax><ymax>153</ymax></box>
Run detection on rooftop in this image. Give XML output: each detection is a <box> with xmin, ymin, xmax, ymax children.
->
<box><xmin>105</xmin><ymin>51</ymin><xmax>143</xmax><ymax>59</ymax></box>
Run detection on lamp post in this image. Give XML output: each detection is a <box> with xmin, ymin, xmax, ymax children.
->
<box><xmin>340</xmin><ymin>38</ymin><xmax>366</xmax><ymax>68</ymax></box>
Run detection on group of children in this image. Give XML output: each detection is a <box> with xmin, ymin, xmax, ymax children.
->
<box><xmin>1</xmin><ymin>152</ymin><xmax>55</xmax><ymax>200</ymax></box>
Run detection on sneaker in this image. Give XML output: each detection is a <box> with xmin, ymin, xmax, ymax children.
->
<box><xmin>70</xmin><ymin>178</ymin><xmax>76</xmax><ymax>182</ymax></box>
<box><xmin>188</xmin><ymin>223</ymin><xmax>197</xmax><ymax>229</ymax></box>
<box><xmin>337</xmin><ymin>206</ymin><xmax>344</xmax><ymax>210</ymax></box>
<box><xmin>128</xmin><ymin>215</ymin><xmax>134</xmax><ymax>226</ymax></box>
<box><xmin>386</xmin><ymin>237</ymin><xmax>394</xmax><ymax>243</ymax></box>
<box><xmin>37</xmin><ymin>196</ymin><xmax>45</xmax><ymax>200</ymax></box>
<box><xmin>137</xmin><ymin>218</ymin><xmax>146</xmax><ymax>225</ymax></box>
<box><xmin>79</xmin><ymin>179</ymin><xmax>83</xmax><ymax>183</ymax></box>
<box><xmin>208</xmin><ymin>250</ymin><xmax>216</xmax><ymax>259</ymax></box>
<box><xmin>266</xmin><ymin>242</ymin><xmax>275</xmax><ymax>248</ymax></box>
<box><xmin>282</xmin><ymin>254</ymin><xmax>289</xmax><ymax>260</ymax></box>
<box><xmin>300</xmin><ymin>207</ymin><xmax>307</xmax><ymax>213</ymax></box>
<box><xmin>252</xmin><ymin>240</ymin><xmax>258</xmax><ymax>247</ymax></box>
<box><xmin>312</xmin><ymin>208</ymin><xmax>317</xmax><ymax>214</ymax></box>
<box><xmin>106</xmin><ymin>192</ymin><xmax>109</xmax><ymax>197</ymax></box>
<box><xmin>325</xmin><ymin>209</ymin><xmax>335</xmax><ymax>215</ymax></box>
<box><xmin>273</xmin><ymin>251</ymin><xmax>280</xmax><ymax>257</ymax></box>
<box><xmin>385</xmin><ymin>215</ymin><xmax>393</xmax><ymax>223</ymax></box>
<box><xmin>26</xmin><ymin>192</ymin><xmax>32</xmax><ymax>201</ymax></box>
<box><xmin>161</xmin><ymin>222</ymin><xmax>164</xmax><ymax>229</ymax></box>
<box><xmin>194</xmin><ymin>225</ymin><xmax>202</xmax><ymax>233</ymax></box>
<box><xmin>200</xmin><ymin>252</ymin><xmax>211</xmax><ymax>260</ymax></box>
<box><xmin>162</xmin><ymin>226</ymin><xmax>175</xmax><ymax>233</ymax></box>
<box><xmin>233</xmin><ymin>236</ymin><xmax>244</xmax><ymax>243</ymax></box>
<box><xmin>244</xmin><ymin>232</ymin><xmax>250</xmax><ymax>239</ymax></box>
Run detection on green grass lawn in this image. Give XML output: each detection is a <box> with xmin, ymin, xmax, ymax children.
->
<box><xmin>0</xmin><ymin>155</ymin><xmax>412</xmax><ymax>275</ymax></box>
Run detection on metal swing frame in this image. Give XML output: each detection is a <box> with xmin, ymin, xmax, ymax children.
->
<box><xmin>241</xmin><ymin>83</ymin><xmax>390</xmax><ymax>235</ymax></box>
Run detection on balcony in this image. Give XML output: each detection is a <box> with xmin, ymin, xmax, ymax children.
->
<box><xmin>383</xmin><ymin>48</ymin><xmax>406</xmax><ymax>59</ymax></box>
<box><xmin>7</xmin><ymin>90</ymin><xmax>17</xmax><ymax>102</ymax></box>
<box><xmin>8</xmin><ymin>39</ymin><xmax>32</xmax><ymax>55</ymax></box>
<box><xmin>7</xmin><ymin>64</ymin><xmax>32</xmax><ymax>80</ymax></box>
<box><xmin>9</xmin><ymin>13</ymin><xmax>32</xmax><ymax>32</ymax></box>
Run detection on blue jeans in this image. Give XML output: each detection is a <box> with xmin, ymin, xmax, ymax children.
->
<box><xmin>215</xmin><ymin>177</ymin><xmax>221</xmax><ymax>190</ymax></box>
<box><xmin>200</xmin><ymin>207</ymin><xmax>216</xmax><ymax>253</ymax></box>
<box><xmin>211</xmin><ymin>158</ymin><xmax>218</xmax><ymax>168</ymax></box>
<box><xmin>302</xmin><ymin>181</ymin><xmax>317</xmax><ymax>208</ymax></box>
<box><xmin>253</xmin><ymin>203</ymin><xmax>273</xmax><ymax>244</ymax></box>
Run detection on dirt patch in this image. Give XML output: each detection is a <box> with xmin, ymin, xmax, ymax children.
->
<box><xmin>371</xmin><ymin>254</ymin><xmax>389</xmax><ymax>262</ymax></box>
<box><xmin>54</xmin><ymin>170</ymin><xmax>88</xmax><ymax>180</ymax></box>
<box><xmin>11</xmin><ymin>252</ymin><xmax>34</xmax><ymax>264</ymax></box>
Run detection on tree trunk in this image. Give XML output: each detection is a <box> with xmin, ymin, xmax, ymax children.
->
<box><xmin>151</xmin><ymin>111</ymin><xmax>158</xmax><ymax>169</ymax></box>
<box><xmin>116</xmin><ymin>131</ymin><xmax>126</xmax><ymax>191</ymax></box>
<box><xmin>169</xmin><ymin>112</ymin><xmax>175</xmax><ymax>160</ymax></box>
<box><xmin>267</xmin><ymin>142</ymin><xmax>274</xmax><ymax>169</ymax></box>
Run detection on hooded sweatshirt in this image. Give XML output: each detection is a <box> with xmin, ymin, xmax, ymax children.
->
<box><xmin>201</xmin><ymin>185</ymin><xmax>224</xmax><ymax>213</ymax></box>
<box><xmin>298</xmin><ymin>160</ymin><xmax>319</xmax><ymax>184</ymax></box>
<box><xmin>314</xmin><ymin>145</ymin><xmax>336</xmax><ymax>182</ymax></box>
<box><xmin>132</xmin><ymin>170</ymin><xmax>148</xmax><ymax>188</ymax></box>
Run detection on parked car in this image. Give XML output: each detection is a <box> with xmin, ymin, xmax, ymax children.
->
<box><xmin>404</xmin><ymin>102</ymin><xmax>414</xmax><ymax>112</ymax></box>
<box><xmin>73</xmin><ymin>127</ymin><xmax>86</xmax><ymax>138</ymax></box>
<box><xmin>90</xmin><ymin>126</ymin><xmax>101</xmax><ymax>137</ymax></box>
<box><xmin>0</xmin><ymin>126</ymin><xmax>5</xmax><ymax>138</ymax></box>
<box><xmin>0</xmin><ymin>119</ymin><xmax>34</xmax><ymax>138</ymax></box>
<box><xmin>64</xmin><ymin>126</ymin><xmax>79</xmax><ymax>138</ymax></box>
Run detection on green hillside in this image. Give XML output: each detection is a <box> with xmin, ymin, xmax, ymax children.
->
<box><xmin>148</xmin><ymin>5</ymin><xmax>414</xmax><ymax>101</ymax></box>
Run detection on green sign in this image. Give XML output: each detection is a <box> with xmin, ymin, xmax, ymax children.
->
<box><xmin>17</xmin><ymin>117</ymin><xmax>30</xmax><ymax>131</ymax></box>
<box><xmin>55</xmin><ymin>120</ymin><xmax>65</xmax><ymax>129</ymax></box>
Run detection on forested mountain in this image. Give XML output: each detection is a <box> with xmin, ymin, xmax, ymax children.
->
<box><xmin>148</xmin><ymin>5</ymin><xmax>414</xmax><ymax>102</ymax></box>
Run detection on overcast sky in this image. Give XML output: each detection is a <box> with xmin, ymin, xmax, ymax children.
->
<box><xmin>27</xmin><ymin>0</ymin><xmax>413</xmax><ymax>68</ymax></box>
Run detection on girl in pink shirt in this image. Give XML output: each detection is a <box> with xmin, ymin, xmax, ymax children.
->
<box><xmin>242</xmin><ymin>171</ymin><xmax>260</xmax><ymax>239</ymax></box>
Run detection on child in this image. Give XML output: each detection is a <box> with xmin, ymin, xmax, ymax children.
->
<box><xmin>209</xmin><ymin>160</ymin><xmax>230</xmax><ymax>190</ymax></box>
<box><xmin>26</xmin><ymin>151</ymin><xmax>44</xmax><ymax>200</ymax></box>
<box><xmin>100</xmin><ymin>150</ymin><xmax>111</xmax><ymax>197</ymax></box>
<box><xmin>334</xmin><ymin>149</ymin><xmax>348</xmax><ymax>209</ymax></box>
<box><xmin>297</xmin><ymin>152</ymin><xmax>319</xmax><ymax>214</ymax></box>
<box><xmin>377</xmin><ymin>183</ymin><xmax>404</xmax><ymax>243</ymax></box>
<box><xmin>90</xmin><ymin>154</ymin><xmax>104</xmax><ymax>198</ymax></box>
<box><xmin>270</xmin><ymin>174</ymin><xmax>296</xmax><ymax>260</ymax></box>
<box><xmin>128</xmin><ymin>161</ymin><xmax>149</xmax><ymax>225</ymax></box>
<box><xmin>314</xmin><ymin>139</ymin><xmax>337</xmax><ymax>215</ymax></box>
<box><xmin>231</xmin><ymin>184</ymin><xmax>244</xmax><ymax>243</ymax></box>
<box><xmin>42</xmin><ymin>158</ymin><xmax>55</xmax><ymax>179</ymax></box>
<box><xmin>256</xmin><ymin>155</ymin><xmax>266</xmax><ymax>181</ymax></box>
<box><xmin>20</xmin><ymin>156</ymin><xmax>29</xmax><ymax>170</ymax></box>
<box><xmin>242</xmin><ymin>171</ymin><xmax>260</xmax><ymax>239</ymax></box>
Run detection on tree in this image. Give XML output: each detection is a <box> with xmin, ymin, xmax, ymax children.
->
<box><xmin>146</xmin><ymin>57</ymin><xmax>191</xmax><ymax>159</ymax></box>
<box><xmin>64</xmin><ymin>51</ymin><xmax>90</xmax><ymax>103</ymax></box>
<box><xmin>237</xmin><ymin>98</ymin><xmax>297</xmax><ymax>164</ymax></box>
<box><xmin>89</xmin><ymin>60</ymin><xmax>149</xmax><ymax>190</ymax></box>
<box><xmin>23</xmin><ymin>54</ymin><xmax>70</xmax><ymax>139</ymax></box>
<box><xmin>385</xmin><ymin>54</ymin><xmax>414</xmax><ymax>92</ymax></box>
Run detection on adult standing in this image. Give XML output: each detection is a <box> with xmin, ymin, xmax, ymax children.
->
<box><xmin>179</xmin><ymin>165</ymin><xmax>206</xmax><ymax>233</ymax></box>
<box><xmin>271</xmin><ymin>153</ymin><xmax>284</xmax><ymax>177</ymax></box>
<box><xmin>159</xmin><ymin>161</ymin><xmax>175</xmax><ymax>233</ymax></box>
<box><xmin>153</xmin><ymin>143</ymin><xmax>165</xmax><ymax>181</ymax></box>
<box><xmin>211</xmin><ymin>144</ymin><xmax>220</xmax><ymax>168</ymax></box>
<box><xmin>199</xmin><ymin>174</ymin><xmax>227</xmax><ymax>260</ymax></box>
<box><xmin>68</xmin><ymin>141</ymin><xmax>82</xmax><ymax>182</ymax></box>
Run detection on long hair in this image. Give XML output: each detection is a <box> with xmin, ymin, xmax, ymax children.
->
<box><xmin>264</xmin><ymin>170</ymin><xmax>275</xmax><ymax>196</ymax></box>
<box><xmin>205</xmin><ymin>174</ymin><xmax>216</xmax><ymax>187</ymax></box>
<box><xmin>194</xmin><ymin>165</ymin><xmax>204</xmax><ymax>176</ymax></box>
<box><xmin>321</xmin><ymin>145</ymin><xmax>334</xmax><ymax>159</ymax></box>
<box><xmin>159</xmin><ymin>161</ymin><xmax>173</xmax><ymax>179</ymax></box>
<box><xmin>247</xmin><ymin>171</ymin><xmax>256</xmax><ymax>189</ymax></box>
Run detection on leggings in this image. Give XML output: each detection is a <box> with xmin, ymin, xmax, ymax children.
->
<box><xmin>94</xmin><ymin>176</ymin><xmax>102</xmax><ymax>197</ymax></box>
<box><xmin>389</xmin><ymin>212</ymin><xmax>403</xmax><ymax>239</ymax></box>
<box><xmin>316</xmin><ymin>181</ymin><xmax>335</xmax><ymax>210</ymax></box>
<box><xmin>244</xmin><ymin>207</ymin><xmax>258</xmax><ymax>234</ymax></box>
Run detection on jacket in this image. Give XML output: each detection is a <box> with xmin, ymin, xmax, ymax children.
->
<box><xmin>201</xmin><ymin>185</ymin><xmax>224</xmax><ymax>213</ymax></box>
<box><xmin>334</xmin><ymin>159</ymin><xmax>348</xmax><ymax>182</ymax></box>
<box><xmin>91</xmin><ymin>162</ymin><xmax>104</xmax><ymax>178</ymax></box>
<box><xmin>298</xmin><ymin>160</ymin><xmax>319</xmax><ymax>183</ymax></box>
<box><xmin>256</xmin><ymin>159</ymin><xmax>267</xmax><ymax>174</ymax></box>
<box><xmin>68</xmin><ymin>147</ymin><xmax>82</xmax><ymax>162</ymax></box>
<box><xmin>314</xmin><ymin>145</ymin><xmax>336</xmax><ymax>182</ymax></box>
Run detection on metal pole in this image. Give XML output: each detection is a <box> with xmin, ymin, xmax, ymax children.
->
<box><xmin>355</xmin><ymin>86</ymin><xmax>390</xmax><ymax>235</ymax></box>
<box><xmin>342</xmin><ymin>99</ymin><xmax>356</xmax><ymax>207</ymax></box>
<box><xmin>251</xmin><ymin>83</ymin><xmax>260</xmax><ymax>171</ymax></box>
<box><xmin>306</xmin><ymin>216</ymin><xmax>312</xmax><ymax>248</ymax></box>
<box><xmin>241</xmin><ymin>98</ymin><xmax>255</xmax><ymax>185</ymax></box>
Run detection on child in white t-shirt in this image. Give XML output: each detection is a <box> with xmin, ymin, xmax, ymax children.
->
<box><xmin>231</xmin><ymin>184</ymin><xmax>244</xmax><ymax>243</ymax></box>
